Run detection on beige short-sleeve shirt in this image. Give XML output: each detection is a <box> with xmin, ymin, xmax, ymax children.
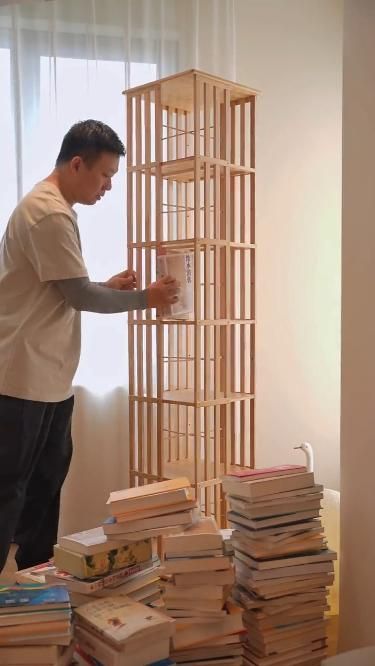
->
<box><xmin>0</xmin><ymin>181</ymin><xmax>88</xmax><ymax>402</ymax></box>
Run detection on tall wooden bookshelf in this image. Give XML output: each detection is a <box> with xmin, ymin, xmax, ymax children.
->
<box><xmin>125</xmin><ymin>69</ymin><xmax>257</xmax><ymax>526</ymax></box>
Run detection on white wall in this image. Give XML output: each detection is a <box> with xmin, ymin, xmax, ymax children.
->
<box><xmin>340</xmin><ymin>0</ymin><xmax>375</xmax><ymax>650</ymax></box>
<box><xmin>234</xmin><ymin>0</ymin><xmax>343</xmax><ymax>490</ymax></box>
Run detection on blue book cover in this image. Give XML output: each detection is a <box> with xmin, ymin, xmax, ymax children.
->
<box><xmin>0</xmin><ymin>584</ymin><xmax>70</xmax><ymax>608</ymax></box>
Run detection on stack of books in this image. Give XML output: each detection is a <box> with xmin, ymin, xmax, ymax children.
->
<box><xmin>0</xmin><ymin>584</ymin><xmax>72</xmax><ymax>665</ymax></box>
<box><xmin>161</xmin><ymin>517</ymin><xmax>245</xmax><ymax>666</ymax></box>
<box><xmin>222</xmin><ymin>465</ymin><xmax>336</xmax><ymax>665</ymax></box>
<box><xmin>73</xmin><ymin>595</ymin><xmax>175</xmax><ymax>666</ymax></box>
<box><xmin>17</xmin><ymin>529</ymin><xmax>160</xmax><ymax>609</ymax></box>
<box><xmin>18</xmin><ymin>554</ymin><xmax>161</xmax><ymax>610</ymax></box>
<box><xmin>104</xmin><ymin>477</ymin><xmax>197</xmax><ymax>542</ymax></box>
<box><xmin>16</xmin><ymin>477</ymin><xmax>195</xmax><ymax>610</ymax></box>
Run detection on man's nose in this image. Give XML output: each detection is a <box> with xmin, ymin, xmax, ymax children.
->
<box><xmin>105</xmin><ymin>178</ymin><xmax>112</xmax><ymax>191</ymax></box>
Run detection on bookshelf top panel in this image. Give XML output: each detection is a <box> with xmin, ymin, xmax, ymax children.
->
<box><xmin>123</xmin><ymin>69</ymin><xmax>259</xmax><ymax>111</ymax></box>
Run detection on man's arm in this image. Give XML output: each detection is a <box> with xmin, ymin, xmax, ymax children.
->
<box><xmin>55</xmin><ymin>276</ymin><xmax>147</xmax><ymax>313</ymax></box>
<box><xmin>55</xmin><ymin>274</ymin><xmax>179</xmax><ymax>313</ymax></box>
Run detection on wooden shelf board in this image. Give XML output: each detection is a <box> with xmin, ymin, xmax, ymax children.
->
<box><xmin>130</xmin><ymin>467</ymin><xmax>225</xmax><ymax>490</ymax></box>
<box><xmin>129</xmin><ymin>239</ymin><xmax>255</xmax><ymax>250</ymax></box>
<box><xmin>130</xmin><ymin>390</ymin><xmax>254</xmax><ymax>407</ymax></box>
<box><xmin>128</xmin><ymin>156</ymin><xmax>254</xmax><ymax>182</ymax></box>
<box><xmin>129</xmin><ymin>319</ymin><xmax>255</xmax><ymax>326</ymax></box>
<box><xmin>164</xmin><ymin>458</ymin><xmax>225</xmax><ymax>484</ymax></box>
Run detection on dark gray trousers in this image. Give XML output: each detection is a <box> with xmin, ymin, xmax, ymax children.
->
<box><xmin>0</xmin><ymin>394</ymin><xmax>74</xmax><ymax>573</ymax></box>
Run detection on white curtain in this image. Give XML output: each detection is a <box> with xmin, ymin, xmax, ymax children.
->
<box><xmin>0</xmin><ymin>0</ymin><xmax>237</xmax><ymax>534</ymax></box>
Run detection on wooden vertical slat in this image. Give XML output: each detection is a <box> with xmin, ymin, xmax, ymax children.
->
<box><xmin>184</xmin><ymin>106</ymin><xmax>191</xmax><ymax>459</ymax></box>
<box><xmin>127</xmin><ymin>93</ymin><xmax>135</xmax><ymax>487</ymax></box>
<box><xmin>203</xmin><ymin>81</ymin><xmax>211</xmax><ymax>513</ymax></box>
<box><xmin>212</xmin><ymin>84</ymin><xmax>222</xmax><ymax>519</ymax></box>
<box><xmin>230</xmin><ymin>103</ymin><xmax>236</xmax><ymax>465</ymax></box>
<box><xmin>203</xmin><ymin>90</ymin><xmax>211</xmax><ymax>400</ymax></box>
<box><xmin>219</xmin><ymin>92</ymin><xmax>227</xmax><ymax>457</ymax></box>
<box><xmin>204</xmin><ymin>81</ymin><xmax>212</xmax><ymax>158</ymax></box>
<box><xmin>250</xmin><ymin>96</ymin><xmax>255</xmax><ymax>169</ymax></box>
<box><xmin>224</xmin><ymin>89</ymin><xmax>231</xmax><ymax>163</ymax></box>
<box><xmin>185</xmin><ymin>404</ymin><xmax>189</xmax><ymax>460</ymax></box>
<box><xmin>223</xmin><ymin>89</ymin><xmax>231</xmax><ymax>471</ymax></box>
<box><xmin>144</xmin><ymin>90</ymin><xmax>152</xmax><ymax>479</ymax></box>
<box><xmin>250</xmin><ymin>96</ymin><xmax>256</xmax><ymax>468</ymax></box>
<box><xmin>176</xmin><ymin>108</ymin><xmax>182</xmax><ymax>463</ymax></box>
<box><xmin>166</xmin><ymin>105</ymin><xmax>173</xmax><ymax>462</ymax></box>
<box><xmin>230</xmin><ymin>102</ymin><xmax>236</xmax><ymax>166</ymax></box>
<box><xmin>214</xmin><ymin>401</ymin><xmax>220</xmax><ymax>524</ymax></box>
<box><xmin>155</xmin><ymin>84</ymin><xmax>164</xmax><ymax>480</ymax></box>
<box><xmin>135</xmin><ymin>94</ymin><xmax>144</xmax><ymax>482</ymax></box>
<box><xmin>225</xmin><ymin>171</ymin><xmax>232</xmax><ymax>470</ymax></box>
<box><xmin>184</xmin><ymin>107</ymin><xmax>191</xmax><ymax>464</ymax></box>
<box><xmin>214</xmin><ymin>85</ymin><xmax>220</xmax><ymax>161</ymax></box>
<box><xmin>218</xmin><ymin>91</ymin><xmax>228</xmax><ymax>479</ymax></box>
<box><xmin>239</xmin><ymin>101</ymin><xmax>246</xmax><ymax>465</ymax></box>
<box><xmin>194</xmin><ymin>74</ymin><xmax>202</xmax><ymax>494</ymax></box>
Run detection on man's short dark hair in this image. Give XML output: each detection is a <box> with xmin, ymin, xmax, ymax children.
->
<box><xmin>56</xmin><ymin>119</ymin><xmax>125</xmax><ymax>166</ymax></box>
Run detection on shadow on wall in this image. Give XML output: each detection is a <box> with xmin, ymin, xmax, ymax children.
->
<box><xmin>59</xmin><ymin>385</ymin><xmax>130</xmax><ymax>537</ymax></box>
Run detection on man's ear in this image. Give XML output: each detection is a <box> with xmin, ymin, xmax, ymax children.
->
<box><xmin>71</xmin><ymin>156</ymin><xmax>82</xmax><ymax>173</ymax></box>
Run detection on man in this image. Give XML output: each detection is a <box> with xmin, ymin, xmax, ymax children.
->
<box><xmin>0</xmin><ymin>119</ymin><xmax>178</xmax><ymax>573</ymax></box>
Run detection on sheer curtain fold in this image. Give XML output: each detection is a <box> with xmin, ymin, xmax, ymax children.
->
<box><xmin>0</xmin><ymin>0</ymin><xmax>237</xmax><ymax>533</ymax></box>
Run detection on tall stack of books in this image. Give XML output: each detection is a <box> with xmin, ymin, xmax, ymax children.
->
<box><xmin>73</xmin><ymin>595</ymin><xmax>175</xmax><ymax>666</ymax></box>
<box><xmin>222</xmin><ymin>465</ymin><xmax>336</xmax><ymax>665</ymax></box>
<box><xmin>161</xmin><ymin>517</ymin><xmax>245</xmax><ymax>666</ymax></box>
<box><xmin>0</xmin><ymin>584</ymin><xmax>72</xmax><ymax>665</ymax></box>
<box><xmin>104</xmin><ymin>477</ymin><xmax>197</xmax><ymax>542</ymax></box>
<box><xmin>16</xmin><ymin>477</ymin><xmax>195</xmax><ymax>612</ymax></box>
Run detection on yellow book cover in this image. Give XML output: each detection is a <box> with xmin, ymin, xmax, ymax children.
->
<box><xmin>53</xmin><ymin>539</ymin><xmax>152</xmax><ymax>579</ymax></box>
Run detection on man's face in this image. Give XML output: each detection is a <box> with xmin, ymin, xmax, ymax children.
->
<box><xmin>72</xmin><ymin>151</ymin><xmax>119</xmax><ymax>205</ymax></box>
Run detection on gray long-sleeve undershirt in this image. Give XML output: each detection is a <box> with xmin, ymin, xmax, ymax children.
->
<box><xmin>55</xmin><ymin>277</ymin><xmax>148</xmax><ymax>313</ymax></box>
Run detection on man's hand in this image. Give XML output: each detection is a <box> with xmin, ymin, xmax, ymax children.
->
<box><xmin>105</xmin><ymin>270</ymin><xmax>137</xmax><ymax>291</ymax></box>
<box><xmin>146</xmin><ymin>275</ymin><xmax>179</xmax><ymax>309</ymax></box>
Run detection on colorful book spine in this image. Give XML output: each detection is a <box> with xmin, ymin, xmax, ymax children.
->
<box><xmin>48</xmin><ymin>556</ymin><xmax>159</xmax><ymax>593</ymax></box>
<box><xmin>0</xmin><ymin>585</ymin><xmax>70</xmax><ymax>608</ymax></box>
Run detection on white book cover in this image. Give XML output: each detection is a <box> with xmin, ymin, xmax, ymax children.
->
<box><xmin>58</xmin><ymin>526</ymin><xmax>126</xmax><ymax>555</ymax></box>
<box><xmin>156</xmin><ymin>252</ymin><xmax>194</xmax><ymax>318</ymax></box>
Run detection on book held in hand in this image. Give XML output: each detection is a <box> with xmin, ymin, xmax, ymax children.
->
<box><xmin>156</xmin><ymin>252</ymin><xmax>194</xmax><ymax>318</ymax></box>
